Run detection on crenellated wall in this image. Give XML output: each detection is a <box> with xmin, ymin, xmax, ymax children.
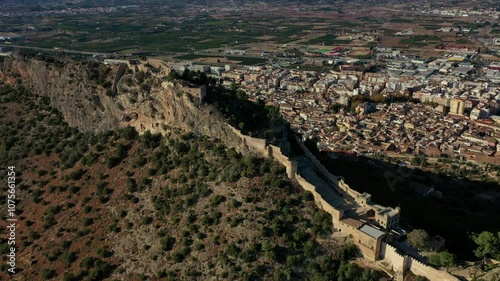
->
<box><xmin>293</xmin><ymin>134</ymin><xmax>367</xmax><ymax>204</ymax></box>
<box><xmin>112</xmin><ymin>63</ymin><xmax>128</xmax><ymax>93</ymax></box>
<box><xmin>0</xmin><ymin>55</ymin><xmax>459</xmax><ymax>281</ymax></box>
<box><xmin>380</xmin><ymin>242</ymin><xmax>459</xmax><ymax>281</ymax></box>
<box><xmin>226</xmin><ymin>124</ymin><xmax>267</xmax><ymax>155</ymax></box>
<box><xmin>295</xmin><ymin>174</ymin><xmax>344</xmax><ymax>223</ymax></box>
<box><xmin>408</xmin><ymin>257</ymin><xmax>459</xmax><ymax>281</ymax></box>
<box><xmin>267</xmin><ymin>144</ymin><xmax>297</xmax><ymax>179</ymax></box>
<box><xmin>381</xmin><ymin>243</ymin><xmax>408</xmax><ymax>273</ymax></box>
<box><xmin>290</xmin><ymin>134</ymin><xmax>458</xmax><ymax>278</ymax></box>
<box><xmin>293</xmin><ymin>133</ymin><xmax>401</xmax><ymax>230</ymax></box>
<box><xmin>295</xmin><ymin>174</ymin><xmax>382</xmax><ymax>261</ymax></box>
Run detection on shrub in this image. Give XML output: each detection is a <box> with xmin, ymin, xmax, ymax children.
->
<box><xmin>62</xmin><ymin>273</ymin><xmax>78</xmax><ymax>281</ymax></box>
<box><xmin>69</xmin><ymin>185</ymin><xmax>80</xmax><ymax>195</ymax></box>
<box><xmin>126</xmin><ymin>178</ymin><xmax>137</xmax><ymax>193</ymax></box>
<box><xmin>335</xmin><ymin>243</ymin><xmax>358</xmax><ymax>262</ymax></box>
<box><xmin>232</xmin><ymin>199</ymin><xmax>242</xmax><ymax>208</ymax></box>
<box><xmin>60</xmin><ymin>251</ymin><xmax>78</xmax><ymax>266</ymax></box>
<box><xmin>109</xmin><ymin>223</ymin><xmax>121</xmax><ymax>233</ymax></box>
<box><xmin>38</xmin><ymin>169</ymin><xmax>49</xmax><ymax>176</ymax></box>
<box><xmin>226</xmin><ymin>243</ymin><xmax>241</xmax><ymax>259</ymax></box>
<box><xmin>83</xmin><ymin>206</ymin><xmax>92</xmax><ymax>214</ymax></box>
<box><xmin>161</xmin><ymin>236</ymin><xmax>176</xmax><ymax>251</ymax></box>
<box><xmin>171</xmin><ymin>251</ymin><xmax>184</xmax><ymax>263</ymax></box>
<box><xmin>97</xmin><ymin>247</ymin><xmax>114</xmax><ymax>258</ymax></box>
<box><xmin>86</xmin><ymin>259</ymin><xmax>114</xmax><ymax>280</ymax></box>
<box><xmin>41</xmin><ymin>269</ymin><xmax>57</xmax><ymax>280</ymax></box>
<box><xmin>142</xmin><ymin>216</ymin><xmax>153</xmax><ymax>225</ymax></box>
<box><xmin>106</xmin><ymin>155</ymin><xmax>122</xmax><ymax>168</ymax></box>
<box><xmin>407</xmin><ymin>229</ymin><xmax>431</xmax><ymax>251</ymax></box>
<box><xmin>81</xmin><ymin>257</ymin><xmax>97</xmax><ymax>270</ymax></box>
<box><xmin>428</xmin><ymin>251</ymin><xmax>457</xmax><ymax>268</ymax></box>
<box><xmin>135</xmin><ymin>71</ymin><xmax>145</xmax><ymax>84</ymax></box>
<box><xmin>82</xmin><ymin>218</ymin><xmax>94</xmax><ymax>226</ymax></box>
<box><xmin>303</xmin><ymin>239</ymin><xmax>317</xmax><ymax>258</ymax></box>
<box><xmin>187</xmin><ymin>212</ymin><xmax>197</xmax><ymax>223</ymax></box>
<box><xmin>210</xmin><ymin>195</ymin><xmax>226</xmax><ymax>207</ymax></box>
<box><xmin>48</xmin><ymin>250</ymin><xmax>61</xmax><ymax>261</ymax></box>
<box><xmin>43</xmin><ymin>214</ymin><xmax>56</xmax><ymax>229</ymax></box>
<box><xmin>102</xmin><ymin>81</ymin><xmax>112</xmax><ymax>88</ymax></box>
<box><xmin>303</xmin><ymin>191</ymin><xmax>314</xmax><ymax>201</ymax></box>
<box><xmin>119</xmin><ymin>210</ymin><xmax>128</xmax><ymax>218</ymax></box>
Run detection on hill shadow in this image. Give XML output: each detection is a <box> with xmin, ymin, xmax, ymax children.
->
<box><xmin>297</xmin><ymin>137</ymin><xmax>500</xmax><ymax>261</ymax></box>
<box><xmin>175</xmin><ymin>69</ymin><xmax>498</xmax><ymax>261</ymax></box>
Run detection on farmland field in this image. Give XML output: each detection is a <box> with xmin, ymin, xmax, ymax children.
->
<box><xmin>0</xmin><ymin>0</ymin><xmax>492</xmax><ymax>60</ymax></box>
<box><xmin>175</xmin><ymin>54</ymin><xmax>267</xmax><ymax>65</ymax></box>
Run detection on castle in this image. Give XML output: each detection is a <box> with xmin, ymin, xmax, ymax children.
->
<box><xmin>229</xmin><ymin>123</ymin><xmax>458</xmax><ymax>281</ymax></box>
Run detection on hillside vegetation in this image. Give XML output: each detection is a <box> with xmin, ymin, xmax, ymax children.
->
<box><xmin>0</xmin><ymin>82</ymin><xmax>382</xmax><ymax>280</ymax></box>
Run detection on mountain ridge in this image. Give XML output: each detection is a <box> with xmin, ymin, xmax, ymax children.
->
<box><xmin>0</xmin><ymin>53</ymin><xmax>383</xmax><ymax>280</ymax></box>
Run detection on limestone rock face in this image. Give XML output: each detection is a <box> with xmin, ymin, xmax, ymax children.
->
<box><xmin>0</xmin><ymin>54</ymin><xmax>251</xmax><ymax>153</ymax></box>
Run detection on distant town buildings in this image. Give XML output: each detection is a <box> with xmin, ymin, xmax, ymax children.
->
<box><xmin>166</xmin><ymin>46</ymin><xmax>500</xmax><ymax>165</ymax></box>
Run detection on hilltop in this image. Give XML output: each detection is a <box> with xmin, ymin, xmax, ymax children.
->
<box><xmin>0</xmin><ymin>56</ymin><xmax>383</xmax><ymax>280</ymax></box>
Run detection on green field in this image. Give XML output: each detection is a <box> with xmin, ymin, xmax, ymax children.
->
<box><xmin>2</xmin><ymin>11</ymin><xmax>318</xmax><ymax>54</ymax></box>
<box><xmin>390</xmin><ymin>18</ymin><xmax>415</xmax><ymax>23</ymax></box>
<box><xmin>0</xmin><ymin>0</ymin><xmax>471</xmax><ymax>58</ymax></box>
<box><xmin>300</xmin><ymin>35</ymin><xmax>338</xmax><ymax>46</ymax></box>
<box><xmin>420</xmin><ymin>24</ymin><xmax>440</xmax><ymax>30</ymax></box>
<box><xmin>175</xmin><ymin>54</ymin><xmax>267</xmax><ymax>65</ymax></box>
<box><xmin>399</xmin><ymin>35</ymin><xmax>441</xmax><ymax>46</ymax></box>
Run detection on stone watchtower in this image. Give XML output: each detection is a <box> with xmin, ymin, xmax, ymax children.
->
<box><xmin>287</xmin><ymin>160</ymin><xmax>297</xmax><ymax>179</ymax></box>
<box><xmin>199</xmin><ymin>85</ymin><xmax>207</xmax><ymax>102</ymax></box>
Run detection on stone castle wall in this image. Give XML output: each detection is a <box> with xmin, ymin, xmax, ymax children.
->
<box><xmin>288</xmin><ymin>134</ymin><xmax>458</xmax><ymax>280</ymax></box>
<box><xmin>408</xmin><ymin>257</ymin><xmax>459</xmax><ymax>281</ymax></box>
<box><xmin>292</xmin><ymin>134</ymin><xmax>368</xmax><ymax>204</ymax></box>
<box><xmin>381</xmin><ymin>242</ymin><xmax>459</xmax><ymax>281</ymax></box>
<box><xmin>267</xmin><ymin>144</ymin><xmax>296</xmax><ymax>179</ymax></box>
<box><xmin>0</xmin><ymin>55</ymin><xmax>459</xmax><ymax>281</ymax></box>
<box><xmin>381</xmin><ymin>243</ymin><xmax>408</xmax><ymax>273</ymax></box>
<box><xmin>226</xmin><ymin>124</ymin><xmax>267</xmax><ymax>155</ymax></box>
<box><xmin>295</xmin><ymin>174</ymin><xmax>344</xmax><ymax>223</ymax></box>
<box><xmin>112</xmin><ymin>63</ymin><xmax>128</xmax><ymax>93</ymax></box>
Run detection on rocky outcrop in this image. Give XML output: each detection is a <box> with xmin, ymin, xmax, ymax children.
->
<box><xmin>0</xmin><ymin>54</ymin><xmax>252</xmax><ymax>153</ymax></box>
<box><xmin>0</xmin><ymin>54</ymin><xmax>121</xmax><ymax>131</ymax></box>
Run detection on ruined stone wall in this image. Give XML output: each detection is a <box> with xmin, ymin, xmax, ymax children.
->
<box><xmin>294</xmin><ymin>134</ymin><xmax>457</xmax><ymax>279</ymax></box>
<box><xmin>226</xmin><ymin>125</ymin><xmax>267</xmax><ymax>155</ymax></box>
<box><xmin>0</xmin><ymin>55</ymin><xmax>258</xmax><ymax>155</ymax></box>
<box><xmin>408</xmin><ymin>258</ymin><xmax>459</xmax><ymax>281</ymax></box>
<box><xmin>380</xmin><ymin>243</ymin><xmax>407</xmax><ymax>273</ymax></box>
<box><xmin>293</xmin><ymin>134</ymin><xmax>368</xmax><ymax>203</ymax></box>
<box><xmin>336</xmin><ymin>220</ymin><xmax>359</xmax><ymax>237</ymax></box>
<box><xmin>0</xmin><ymin>55</ymin><xmax>459</xmax><ymax>281</ymax></box>
<box><xmin>338</xmin><ymin>179</ymin><xmax>366</xmax><ymax>205</ymax></box>
<box><xmin>112</xmin><ymin>63</ymin><xmax>128</xmax><ymax>93</ymax></box>
<box><xmin>380</xmin><ymin>242</ymin><xmax>459</xmax><ymax>281</ymax></box>
<box><xmin>267</xmin><ymin>145</ymin><xmax>296</xmax><ymax>179</ymax></box>
<box><xmin>295</xmin><ymin>174</ymin><xmax>344</xmax><ymax>224</ymax></box>
<box><xmin>358</xmin><ymin>243</ymin><xmax>378</xmax><ymax>262</ymax></box>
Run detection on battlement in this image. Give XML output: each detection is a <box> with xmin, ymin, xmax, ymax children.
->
<box><xmin>380</xmin><ymin>242</ymin><xmax>459</xmax><ymax>281</ymax></box>
<box><xmin>224</xmin><ymin>124</ymin><xmax>456</xmax><ymax>281</ymax></box>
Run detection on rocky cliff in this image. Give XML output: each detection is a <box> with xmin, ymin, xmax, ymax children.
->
<box><xmin>0</xmin><ymin>53</ymin><xmax>252</xmax><ymax>153</ymax></box>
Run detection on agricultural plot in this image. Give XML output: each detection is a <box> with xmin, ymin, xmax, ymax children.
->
<box><xmin>175</xmin><ymin>54</ymin><xmax>267</xmax><ymax>65</ymax></box>
<box><xmin>300</xmin><ymin>35</ymin><xmax>339</xmax><ymax>46</ymax></box>
<box><xmin>399</xmin><ymin>35</ymin><xmax>441</xmax><ymax>47</ymax></box>
<box><xmin>0</xmin><ymin>0</ymin><xmax>489</xmax><ymax>60</ymax></box>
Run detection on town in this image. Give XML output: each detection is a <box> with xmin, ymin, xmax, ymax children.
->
<box><xmin>166</xmin><ymin>46</ymin><xmax>500</xmax><ymax>172</ymax></box>
<box><xmin>0</xmin><ymin>0</ymin><xmax>499</xmax><ymax>280</ymax></box>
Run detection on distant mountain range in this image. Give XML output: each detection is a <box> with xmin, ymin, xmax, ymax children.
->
<box><xmin>1</xmin><ymin>0</ymin><xmax>339</xmax><ymax>6</ymax></box>
<box><xmin>0</xmin><ymin>0</ymin><xmax>421</xmax><ymax>6</ymax></box>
